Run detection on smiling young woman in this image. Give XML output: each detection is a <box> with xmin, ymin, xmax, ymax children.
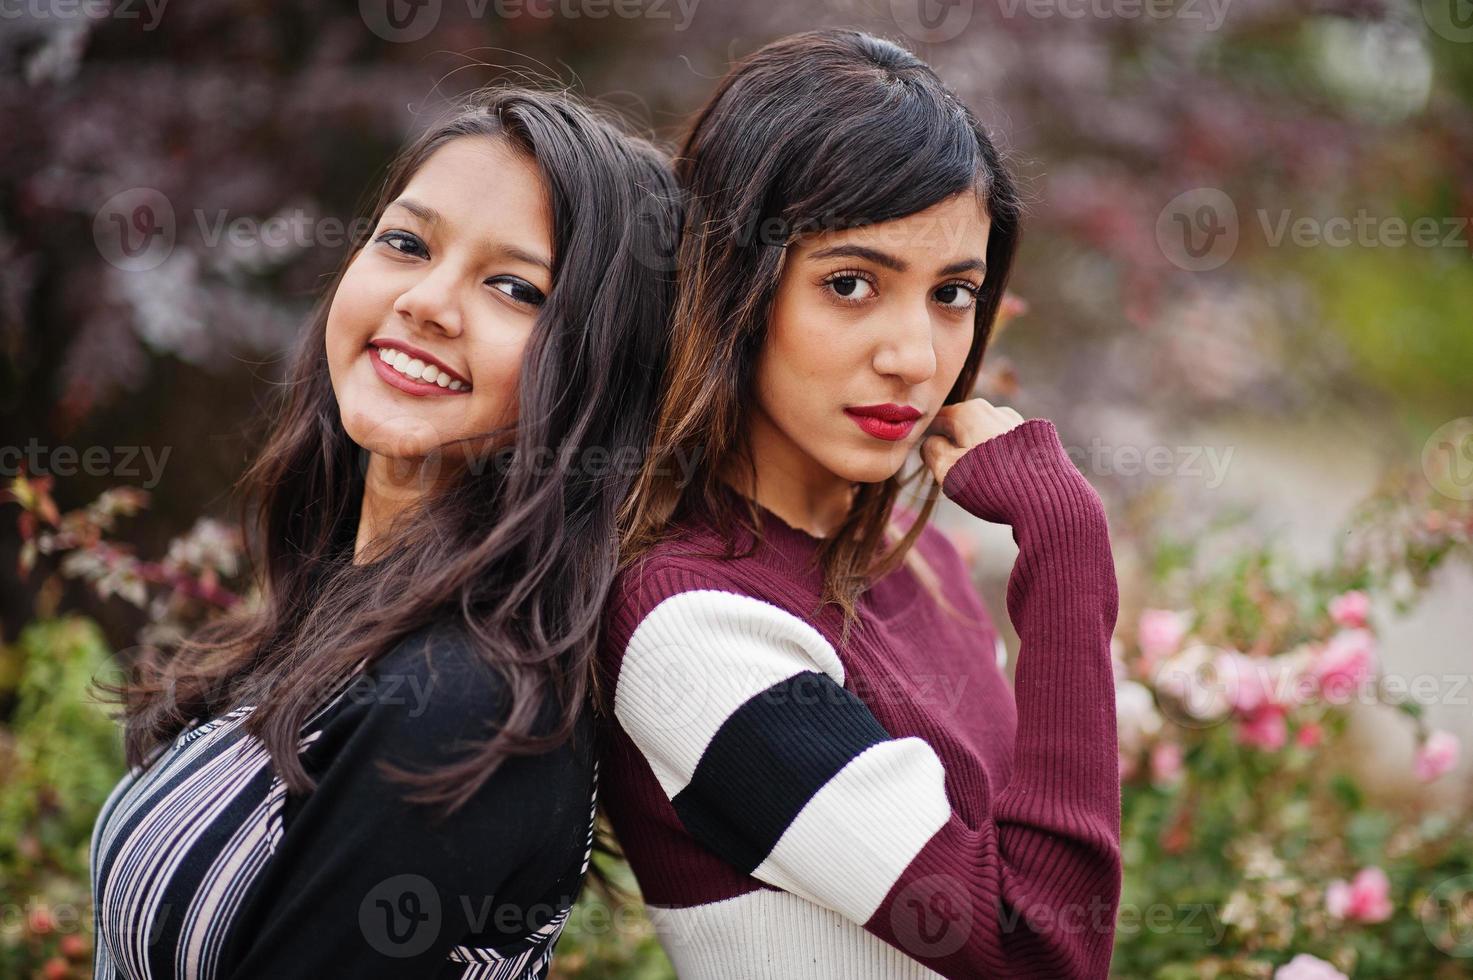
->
<box><xmin>597</xmin><ymin>30</ymin><xmax>1123</xmax><ymax>979</ymax></box>
<box><xmin>89</xmin><ymin>88</ymin><xmax>679</xmax><ymax>978</ymax></box>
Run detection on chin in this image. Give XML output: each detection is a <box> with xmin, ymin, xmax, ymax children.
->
<box><xmin>341</xmin><ymin>403</ymin><xmax>440</xmax><ymax>457</ymax></box>
<box><xmin>823</xmin><ymin>447</ymin><xmax>911</xmax><ymax>486</ymax></box>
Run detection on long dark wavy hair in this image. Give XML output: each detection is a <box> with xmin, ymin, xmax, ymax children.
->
<box><xmin>620</xmin><ymin>29</ymin><xmax>1023</xmax><ymax>634</ymax></box>
<box><xmin>102</xmin><ymin>87</ymin><xmax>680</xmax><ymax>817</ymax></box>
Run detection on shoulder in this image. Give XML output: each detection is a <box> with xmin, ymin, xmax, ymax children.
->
<box><xmin>605</xmin><ymin>535</ymin><xmax>749</xmax><ymax>643</ymax></box>
<box><xmin>607</xmin><ymin>530</ymin><xmax>814</xmax><ymax>631</ymax></box>
<box><xmin>601</xmin><ymin>551</ymin><xmax>846</xmax><ymax>720</ymax></box>
<box><xmin>606</xmin><ymin>500</ymin><xmax>824</xmax><ymax>629</ymax></box>
<box><xmin>278</xmin><ymin>620</ymin><xmax>594</xmax><ymax>917</ymax></box>
<box><xmin>297</xmin><ymin>620</ymin><xmax>595</xmax><ymax>872</ymax></box>
<box><xmin>357</xmin><ymin>619</ymin><xmax>513</xmax><ymax>732</ymax></box>
<box><xmin>324</xmin><ymin>619</ymin><xmax>583</xmax><ymax>771</ymax></box>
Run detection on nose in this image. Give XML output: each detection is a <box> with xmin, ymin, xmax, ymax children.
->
<box><xmin>871</xmin><ymin>299</ymin><xmax>937</xmax><ymax>386</ymax></box>
<box><xmin>392</xmin><ymin>260</ymin><xmax>465</xmax><ymax>338</ymax></box>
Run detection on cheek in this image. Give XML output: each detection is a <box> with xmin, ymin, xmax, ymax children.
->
<box><xmin>759</xmin><ymin>302</ymin><xmax>828</xmax><ymax>414</ymax></box>
<box><xmin>934</xmin><ymin>323</ymin><xmax>975</xmax><ymax>391</ymax></box>
<box><xmin>463</xmin><ymin>329</ymin><xmax>531</xmax><ymax>422</ymax></box>
<box><xmin>766</xmin><ymin>285</ymin><xmax>857</xmax><ymax>385</ymax></box>
<box><xmin>755</xmin><ymin>302</ymin><xmax>872</xmax><ymax>442</ymax></box>
<box><xmin>325</xmin><ymin>259</ymin><xmax>387</xmax><ymax>365</ymax></box>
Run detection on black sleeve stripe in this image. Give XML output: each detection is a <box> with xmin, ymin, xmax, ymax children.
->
<box><xmin>671</xmin><ymin>670</ymin><xmax>892</xmax><ymax>873</ymax></box>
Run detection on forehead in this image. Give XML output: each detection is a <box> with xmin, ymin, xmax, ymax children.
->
<box><xmin>795</xmin><ymin>192</ymin><xmax>991</xmax><ymax>259</ymax></box>
<box><xmin>399</xmin><ymin>136</ymin><xmax>552</xmax><ymax>240</ymax></box>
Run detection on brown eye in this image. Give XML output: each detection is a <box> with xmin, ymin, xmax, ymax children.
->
<box><xmin>488</xmin><ymin>276</ymin><xmax>546</xmax><ymax>308</ymax></box>
<box><xmin>824</xmin><ymin>271</ymin><xmax>876</xmax><ymax>302</ymax></box>
<box><xmin>935</xmin><ymin>282</ymin><xmax>978</xmax><ymax>310</ymax></box>
<box><xmin>378</xmin><ymin>230</ymin><xmax>428</xmax><ymax>259</ymax></box>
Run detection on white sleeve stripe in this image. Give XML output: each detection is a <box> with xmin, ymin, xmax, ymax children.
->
<box><xmin>752</xmin><ymin>737</ymin><xmax>952</xmax><ymax>923</ymax></box>
<box><xmin>614</xmin><ymin>589</ymin><xmax>847</xmax><ymax>799</ymax></box>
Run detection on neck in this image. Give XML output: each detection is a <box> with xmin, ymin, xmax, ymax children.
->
<box><xmin>727</xmin><ymin>405</ymin><xmax>854</xmax><ymax>539</ymax></box>
<box><xmin>354</xmin><ymin>452</ymin><xmax>443</xmax><ymax>564</ymax></box>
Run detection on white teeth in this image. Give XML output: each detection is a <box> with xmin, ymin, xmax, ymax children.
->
<box><xmin>373</xmin><ymin>346</ymin><xmax>469</xmax><ymax>391</ymax></box>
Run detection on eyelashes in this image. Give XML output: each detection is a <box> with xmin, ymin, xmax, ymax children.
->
<box><xmin>932</xmin><ymin>282</ymin><xmax>977</xmax><ymax>310</ymax></box>
<box><xmin>823</xmin><ymin>271</ymin><xmax>877</xmax><ymax>303</ymax></box>
<box><xmin>819</xmin><ymin>269</ymin><xmax>981</xmax><ymax>311</ymax></box>
<box><xmin>374</xmin><ymin>229</ymin><xmax>546</xmax><ymax>308</ymax></box>
<box><xmin>489</xmin><ymin>277</ymin><xmax>545</xmax><ymax>307</ymax></box>
<box><xmin>378</xmin><ymin>229</ymin><xmax>428</xmax><ymax>259</ymax></box>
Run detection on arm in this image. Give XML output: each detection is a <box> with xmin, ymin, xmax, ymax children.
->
<box><xmin>222</xmin><ymin>624</ymin><xmax>593</xmax><ymax>979</ymax></box>
<box><xmin>609</xmin><ymin>418</ymin><xmax>1120</xmax><ymax>979</ymax></box>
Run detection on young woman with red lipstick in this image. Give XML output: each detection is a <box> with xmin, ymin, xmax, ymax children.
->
<box><xmin>597</xmin><ymin>31</ymin><xmax>1123</xmax><ymax>979</ymax></box>
<box><xmin>89</xmin><ymin>88</ymin><xmax>678</xmax><ymax>978</ymax></box>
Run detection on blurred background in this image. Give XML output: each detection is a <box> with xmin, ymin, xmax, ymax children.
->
<box><xmin>3</xmin><ymin>0</ymin><xmax>1472</xmax><ymax>976</ymax></box>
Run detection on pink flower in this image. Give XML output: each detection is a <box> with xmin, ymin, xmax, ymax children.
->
<box><xmin>1313</xmin><ymin>629</ymin><xmax>1377</xmax><ymax>704</ymax></box>
<box><xmin>1236</xmin><ymin>703</ymin><xmax>1288</xmax><ymax>750</ymax></box>
<box><xmin>1295</xmin><ymin>722</ymin><xmax>1324</xmax><ymax>749</ymax></box>
<box><xmin>1269</xmin><ymin>646</ymin><xmax>1318</xmax><ymax>708</ymax></box>
<box><xmin>1275</xmin><ymin>953</ymin><xmax>1348</xmax><ymax>980</ymax></box>
<box><xmin>1325</xmin><ymin>866</ymin><xmax>1393</xmax><ymax>923</ymax></box>
<box><xmin>1413</xmin><ymin>729</ymin><xmax>1460</xmax><ymax>782</ymax></box>
<box><xmin>1215</xmin><ymin>650</ymin><xmax>1275</xmax><ymax>714</ymax></box>
<box><xmin>1138</xmin><ymin>609</ymin><xmax>1190</xmax><ymax>670</ymax></box>
<box><xmin>1328</xmin><ymin>590</ymin><xmax>1370</xmax><ymax>629</ymax></box>
<box><xmin>1150</xmin><ymin>741</ymin><xmax>1184</xmax><ymax>786</ymax></box>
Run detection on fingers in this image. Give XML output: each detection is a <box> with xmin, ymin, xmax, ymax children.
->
<box><xmin>925</xmin><ymin>399</ymin><xmax>1031</xmax><ymax>485</ymax></box>
<box><xmin>920</xmin><ymin>434</ymin><xmax>953</xmax><ymax>484</ymax></box>
<box><xmin>925</xmin><ymin>411</ymin><xmax>959</xmax><ymax>445</ymax></box>
<box><xmin>933</xmin><ymin>399</ymin><xmax>990</xmax><ymax>450</ymax></box>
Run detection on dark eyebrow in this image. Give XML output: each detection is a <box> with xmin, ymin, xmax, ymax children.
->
<box><xmin>387</xmin><ymin>198</ymin><xmax>439</xmax><ymax>226</ymax></box>
<box><xmin>499</xmin><ymin>245</ymin><xmax>553</xmax><ymax>274</ymax></box>
<box><xmin>808</xmin><ymin>244</ymin><xmax>986</xmax><ymax>279</ymax></box>
<box><xmin>386</xmin><ymin>198</ymin><xmax>552</xmax><ymax>273</ymax></box>
<box><xmin>938</xmin><ymin>258</ymin><xmax>987</xmax><ymax>277</ymax></box>
<box><xmin>808</xmin><ymin>244</ymin><xmax>906</xmax><ymax>272</ymax></box>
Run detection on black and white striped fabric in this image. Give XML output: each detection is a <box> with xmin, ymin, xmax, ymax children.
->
<box><xmin>90</xmin><ymin>623</ymin><xmax>597</xmax><ymax>980</ymax></box>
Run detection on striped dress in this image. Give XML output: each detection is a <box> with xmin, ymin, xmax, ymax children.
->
<box><xmin>90</xmin><ymin>620</ymin><xmax>597</xmax><ymax>979</ymax></box>
<box><xmin>598</xmin><ymin>418</ymin><xmax>1123</xmax><ymax>979</ymax></box>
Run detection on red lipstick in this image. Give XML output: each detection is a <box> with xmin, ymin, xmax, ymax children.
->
<box><xmin>366</xmin><ymin>338</ymin><xmax>472</xmax><ymax>397</ymax></box>
<box><xmin>844</xmin><ymin>403</ymin><xmax>923</xmax><ymax>442</ymax></box>
<box><xmin>368</xmin><ymin>338</ymin><xmax>471</xmax><ymax>387</ymax></box>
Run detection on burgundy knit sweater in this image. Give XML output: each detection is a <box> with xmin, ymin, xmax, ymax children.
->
<box><xmin>597</xmin><ymin>418</ymin><xmax>1122</xmax><ymax>979</ymax></box>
